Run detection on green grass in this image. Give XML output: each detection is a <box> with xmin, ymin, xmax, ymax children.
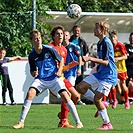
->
<box><xmin>0</xmin><ymin>103</ymin><xmax>133</xmax><ymax>133</ymax></box>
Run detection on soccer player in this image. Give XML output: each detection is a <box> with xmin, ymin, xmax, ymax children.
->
<box><xmin>13</xmin><ymin>29</ymin><xmax>83</xmax><ymax>129</ymax></box>
<box><xmin>76</xmin><ymin>21</ymin><xmax>117</xmax><ymax>130</ymax></box>
<box><xmin>49</xmin><ymin>25</ymin><xmax>83</xmax><ymax>128</ymax></box>
<box><xmin>70</xmin><ymin>25</ymin><xmax>88</xmax><ymax>105</ymax></box>
<box><xmin>109</xmin><ymin>29</ymin><xmax>130</xmax><ymax>109</ymax></box>
<box><xmin>63</xmin><ymin>30</ymin><xmax>82</xmax><ymax>86</ymax></box>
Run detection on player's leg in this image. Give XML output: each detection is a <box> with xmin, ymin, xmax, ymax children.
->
<box><xmin>120</xmin><ymin>80</ymin><xmax>130</xmax><ymax>109</ymax></box>
<box><xmin>59</xmin><ymin>90</ymin><xmax>83</xmax><ymax>128</ymax></box>
<box><xmin>95</xmin><ymin>82</ymin><xmax>113</xmax><ymax>130</ymax></box>
<box><xmin>111</xmin><ymin>87</ymin><xmax>118</xmax><ymax>108</ymax></box>
<box><xmin>58</xmin><ymin>79</ymin><xmax>80</xmax><ymax>128</ymax></box>
<box><xmin>54</xmin><ymin>77</ymin><xmax>83</xmax><ymax>128</ymax></box>
<box><xmin>13</xmin><ymin>79</ymin><xmax>45</xmax><ymax>129</ymax></box>
<box><xmin>12</xmin><ymin>87</ymin><xmax>37</xmax><ymax>129</ymax></box>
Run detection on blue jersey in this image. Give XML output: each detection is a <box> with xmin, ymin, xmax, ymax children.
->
<box><xmin>28</xmin><ymin>45</ymin><xmax>62</xmax><ymax>81</ymax></box>
<box><xmin>64</xmin><ymin>42</ymin><xmax>81</xmax><ymax>78</ymax></box>
<box><xmin>93</xmin><ymin>37</ymin><xmax>117</xmax><ymax>86</ymax></box>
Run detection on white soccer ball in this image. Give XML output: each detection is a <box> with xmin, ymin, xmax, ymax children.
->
<box><xmin>67</xmin><ymin>4</ymin><xmax>82</xmax><ymax>19</ymax></box>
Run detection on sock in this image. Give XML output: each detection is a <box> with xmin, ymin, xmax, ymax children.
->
<box><xmin>20</xmin><ymin>100</ymin><xmax>32</xmax><ymax>123</ymax></box>
<box><xmin>66</xmin><ymin>100</ymin><xmax>81</xmax><ymax>124</ymax></box>
<box><xmin>102</xmin><ymin>95</ymin><xmax>106</xmax><ymax>101</ymax></box>
<box><xmin>98</xmin><ymin>108</ymin><xmax>110</xmax><ymax>124</ymax></box>
<box><xmin>123</xmin><ymin>90</ymin><xmax>129</xmax><ymax>102</ymax></box>
<box><xmin>111</xmin><ymin>87</ymin><xmax>117</xmax><ymax>101</ymax></box>
<box><xmin>129</xmin><ymin>89</ymin><xmax>133</xmax><ymax>97</ymax></box>
<box><xmin>108</xmin><ymin>91</ymin><xmax>113</xmax><ymax>103</ymax></box>
<box><xmin>60</xmin><ymin>102</ymin><xmax>69</xmax><ymax>121</ymax></box>
<box><xmin>83</xmin><ymin>89</ymin><xmax>94</xmax><ymax>102</ymax></box>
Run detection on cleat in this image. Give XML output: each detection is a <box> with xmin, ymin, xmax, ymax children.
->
<box><xmin>125</xmin><ymin>101</ymin><xmax>130</xmax><ymax>109</ymax></box>
<box><xmin>77</xmin><ymin>100</ymin><xmax>86</xmax><ymax>105</ymax></box>
<box><xmin>58</xmin><ymin>120</ymin><xmax>74</xmax><ymax>128</ymax></box>
<box><xmin>3</xmin><ymin>102</ymin><xmax>9</xmax><ymax>106</ymax></box>
<box><xmin>94</xmin><ymin>101</ymin><xmax>109</xmax><ymax>118</ymax></box>
<box><xmin>98</xmin><ymin>123</ymin><xmax>113</xmax><ymax>130</ymax></box>
<box><xmin>57</xmin><ymin>112</ymin><xmax>61</xmax><ymax>119</ymax></box>
<box><xmin>12</xmin><ymin>121</ymin><xmax>24</xmax><ymax>129</ymax></box>
<box><xmin>112</xmin><ymin>99</ymin><xmax>118</xmax><ymax>109</ymax></box>
<box><xmin>76</xmin><ymin>122</ymin><xmax>83</xmax><ymax>128</ymax></box>
<box><xmin>11</xmin><ymin>101</ymin><xmax>16</xmax><ymax>105</ymax></box>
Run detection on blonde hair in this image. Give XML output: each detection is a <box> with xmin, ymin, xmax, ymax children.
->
<box><xmin>96</xmin><ymin>21</ymin><xmax>109</xmax><ymax>35</ymax></box>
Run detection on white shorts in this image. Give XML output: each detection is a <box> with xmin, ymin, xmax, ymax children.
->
<box><xmin>30</xmin><ymin>77</ymin><xmax>66</xmax><ymax>98</ymax></box>
<box><xmin>83</xmin><ymin>74</ymin><xmax>112</xmax><ymax>96</ymax></box>
<box><xmin>67</xmin><ymin>76</ymin><xmax>76</xmax><ymax>86</ymax></box>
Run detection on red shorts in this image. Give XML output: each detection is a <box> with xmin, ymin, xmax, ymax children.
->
<box><xmin>63</xmin><ymin>79</ymin><xmax>73</xmax><ymax>89</ymax></box>
<box><xmin>118</xmin><ymin>72</ymin><xmax>128</xmax><ymax>81</ymax></box>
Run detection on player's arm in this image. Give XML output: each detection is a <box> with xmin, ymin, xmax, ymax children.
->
<box><xmin>30</xmin><ymin>70</ymin><xmax>38</xmax><ymax>78</ymax></box>
<box><xmin>83</xmin><ymin>56</ymin><xmax>109</xmax><ymax>66</ymax></box>
<box><xmin>56</xmin><ymin>57</ymin><xmax>64</xmax><ymax>77</ymax></box>
<box><xmin>114</xmin><ymin>54</ymin><xmax>127</xmax><ymax>62</ymax></box>
<box><xmin>77</xmin><ymin>56</ymin><xmax>82</xmax><ymax>75</ymax></box>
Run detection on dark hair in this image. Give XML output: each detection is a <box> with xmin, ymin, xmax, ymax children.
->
<box><xmin>130</xmin><ymin>32</ymin><xmax>133</xmax><ymax>37</ymax></box>
<box><xmin>72</xmin><ymin>25</ymin><xmax>81</xmax><ymax>31</ymax></box>
<box><xmin>50</xmin><ymin>25</ymin><xmax>65</xmax><ymax>41</ymax></box>
<box><xmin>0</xmin><ymin>48</ymin><xmax>6</xmax><ymax>52</ymax></box>
<box><xmin>109</xmin><ymin>29</ymin><xmax>118</xmax><ymax>37</ymax></box>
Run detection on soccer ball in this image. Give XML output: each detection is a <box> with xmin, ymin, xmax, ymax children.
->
<box><xmin>67</xmin><ymin>4</ymin><xmax>82</xmax><ymax>19</ymax></box>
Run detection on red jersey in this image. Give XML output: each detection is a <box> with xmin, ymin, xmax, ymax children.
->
<box><xmin>49</xmin><ymin>42</ymin><xmax>67</xmax><ymax>63</ymax></box>
<box><xmin>114</xmin><ymin>41</ymin><xmax>127</xmax><ymax>73</ymax></box>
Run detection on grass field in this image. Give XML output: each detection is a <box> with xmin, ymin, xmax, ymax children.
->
<box><xmin>0</xmin><ymin>103</ymin><xmax>133</xmax><ymax>133</ymax></box>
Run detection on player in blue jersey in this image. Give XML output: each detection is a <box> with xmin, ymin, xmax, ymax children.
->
<box><xmin>13</xmin><ymin>29</ymin><xmax>83</xmax><ymax>129</ymax></box>
<box><xmin>63</xmin><ymin>30</ymin><xmax>82</xmax><ymax>86</ymax></box>
<box><xmin>76</xmin><ymin>21</ymin><xmax>117</xmax><ymax>130</ymax></box>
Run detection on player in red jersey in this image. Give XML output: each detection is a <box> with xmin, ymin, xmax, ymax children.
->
<box><xmin>109</xmin><ymin>29</ymin><xmax>130</xmax><ymax>109</ymax></box>
<box><xmin>49</xmin><ymin>25</ymin><xmax>83</xmax><ymax>128</ymax></box>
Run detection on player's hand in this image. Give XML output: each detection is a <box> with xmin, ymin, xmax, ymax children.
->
<box><xmin>31</xmin><ymin>71</ymin><xmax>38</xmax><ymax>77</ymax></box>
<box><xmin>77</xmin><ymin>68</ymin><xmax>81</xmax><ymax>76</ymax></box>
<box><xmin>83</xmin><ymin>56</ymin><xmax>91</xmax><ymax>62</ymax></box>
<box><xmin>55</xmin><ymin>70</ymin><xmax>62</xmax><ymax>77</ymax></box>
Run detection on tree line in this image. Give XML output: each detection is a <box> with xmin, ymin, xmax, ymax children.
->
<box><xmin>0</xmin><ymin>0</ymin><xmax>133</xmax><ymax>56</ymax></box>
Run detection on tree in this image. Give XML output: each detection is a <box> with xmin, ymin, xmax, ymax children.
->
<box><xmin>0</xmin><ymin>0</ymin><xmax>133</xmax><ymax>56</ymax></box>
<box><xmin>0</xmin><ymin>0</ymin><xmax>52</xmax><ymax>56</ymax></box>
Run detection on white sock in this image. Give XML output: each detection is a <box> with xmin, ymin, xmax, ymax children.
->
<box><xmin>66</xmin><ymin>100</ymin><xmax>81</xmax><ymax>124</ymax></box>
<box><xmin>98</xmin><ymin>108</ymin><xmax>110</xmax><ymax>124</ymax></box>
<box><xmin>20</xmin><ymin>100</ymin><xmax>32</xmax><ymax>123</ymax></box>
<box><xmin>83</xmin><ymin>89</ymin><xmax>94</xmax><ymax>102</ymax></box>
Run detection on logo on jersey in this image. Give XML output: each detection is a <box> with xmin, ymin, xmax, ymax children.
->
<box><xmin>69</xmin><ymin>47</ymin><xmax>73</xmax><ymax>52</ymax></box>
<box><xmin>45</xmin><ymin>53</ymin><xmax>50</xmax><ymax>59</ymax></box>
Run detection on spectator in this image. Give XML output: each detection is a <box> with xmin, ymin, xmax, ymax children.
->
<box><xmin>125</xmin><ymin>32</ymin><xmax>133</xmax><ymax>99</ymax></box>
<box><xmin>0</xmin><ymin>48</ymin><xmax>21</xmax><ymax>105</ymax></box>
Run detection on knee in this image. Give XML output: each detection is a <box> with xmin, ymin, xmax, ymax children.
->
<box><xmin>72</xmin><ymin>94</ymin><xmax>80</xmax><ymax>104</ymax></box>
<box><xmin>76</xmin><ymin>84</ymin><xmax>87</xmax><ymax>95</ymax></box>
<box><xmin>94</xmin><ymin>95</ymin><xmax>100</xmax><ymax>105</ymax></box>
<box><xmin>26</xmin><ymin>88</ymin><xmax>36</xmax><ymax>100</ymax></box>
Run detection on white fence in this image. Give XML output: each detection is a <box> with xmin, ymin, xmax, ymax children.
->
<box><xmin>0</xmin><ymin>59</ymin><xmax>49</xmax><ymax>104</ymax></box>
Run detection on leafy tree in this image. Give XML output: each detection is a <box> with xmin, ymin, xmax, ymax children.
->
<box><xmin>0</xmin><ymin>0</ymin><xmax>52</xmax><ymax>57</ymax></box>
<box><xmin>0</xmin><ymin>0</ymin><xmax>133</xmax><ymax>56</ymax></box>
